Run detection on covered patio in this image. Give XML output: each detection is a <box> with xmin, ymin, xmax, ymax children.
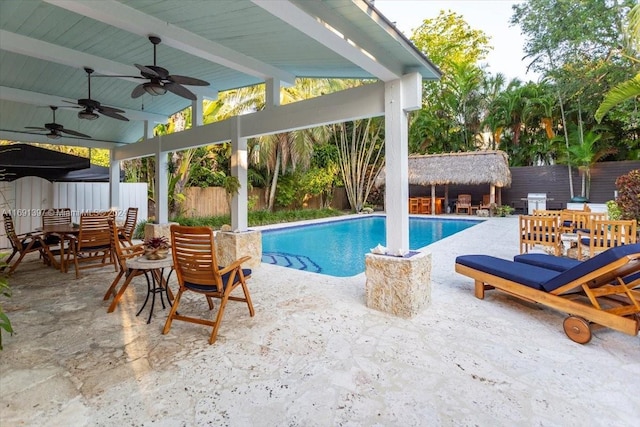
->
<box><xmin>1</xmin><ymin>216</ymin><xmax>637</xmax><ymax>425</ymax></box>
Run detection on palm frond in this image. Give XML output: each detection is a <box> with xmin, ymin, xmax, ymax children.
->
<box><xmin>594</xmin><ymin>73</ymin><xmax>640</xmax><ymax>122</ymax></box>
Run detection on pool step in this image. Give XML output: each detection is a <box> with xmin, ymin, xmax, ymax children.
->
<box><xmin>262</xmin><ymin>252</ymin><xmax>322</xmax><ymax>274</ymax></box>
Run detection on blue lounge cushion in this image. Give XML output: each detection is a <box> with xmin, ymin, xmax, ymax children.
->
<box><xmin>540</xmin><ymin>244</ymin><xmax>640</xmax><ymax>292</ymax></box>
<box><xmin>455</xmin><ymin>255</ymin><xmax>559</xmax><ymax>290</ymax></box>
<box><xmin>184</xmin><ymin>267</ymin><xmax>252</xmax><ymax>292</ymax></box>
<box><xmin>514</xmin><ymin>253</ymin><xmax>581</xmax><ymax>272</ymax></box>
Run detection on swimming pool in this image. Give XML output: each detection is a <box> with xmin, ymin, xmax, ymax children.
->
<box><xmin>261</xmin><ymin>215</ymin><xmax>480</xmax><ymax>277</ymax></box>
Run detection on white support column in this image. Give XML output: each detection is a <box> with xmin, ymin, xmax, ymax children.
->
<box><xmin>192</xmin><ymin>96</ymin><xmax>203</xmax><ymax>127</ymax></box>
<box><xmin>156</xmin><ymin>137</ymin><xmax>169</xmax><ymax>223</ymax></box>
<box><xmin>230</xmin><ymin>117</ymin><xmax>248</xmax><ymax>231</ymax></box>
<box><xmin>265</xmin><ymin>77</ymin><xmax>280</xmax><ymax>109</ymax></box>
<box><xmin>384</xmin><ymin>73</ymin><xmax>422</xmax><ymax>253</ymax></box>
<box><xmin>109</xmin><ymin>149</ymin><xmax>120</xmax><ymax>210</ymax></box>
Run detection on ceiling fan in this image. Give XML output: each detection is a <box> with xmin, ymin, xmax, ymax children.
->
<box><xmin>24</xmin><ymin>106</ymin><xmax>92</xmax><ymax>139</ymax></box>
<box><xmin>128</xmin><ymin>36</ymin><xmax>210</xmax><ymax>101</ymax></box>
<box><xmin>63</xmin><ymin>67</ymin><xmax>129</xmax><ymax>122</ymax></box>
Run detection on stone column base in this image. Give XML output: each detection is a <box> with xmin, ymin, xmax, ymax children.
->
<box><xmin>364</xmin><ymin>251</ymin><xmax>431</xmax><ymax>318</ymax></box>
<box><xmin>144</xmin><ymin>222</ymin><xmax>179</xmax><ymax>241</ymax></box>
<box><xmin>216</xmin><ymin>230</ymin><xmax>262</xmax><ymax>271</ymax></box>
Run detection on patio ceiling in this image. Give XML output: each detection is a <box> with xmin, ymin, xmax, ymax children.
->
<box><xmin>0</xmin><ymin>0</ymin><xmax>440</xmax><ymax>150</ymax></box>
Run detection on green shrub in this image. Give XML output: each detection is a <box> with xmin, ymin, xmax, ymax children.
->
<box><xmin>615</xmin><ymin>169</ymin><xmax>640</xmax><ymax>225</ymax></box>
<box><xmin>0</xmin><ymin>259</ymin><xmax>13</xmax><ymax>350</ymax></box>
<box><xmin>494</xmin><ymin>205</ymin><xmax>514</xmax><ymax>217</ymax></box>
<box><xmin>171</xmin><ymin>208</ymin><xmax>345</xmax><ymax>229</ymax></box>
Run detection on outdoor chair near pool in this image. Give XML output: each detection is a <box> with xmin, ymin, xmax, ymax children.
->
<box><xmin>118</xmin><ymin>207</ymin><xmax>138</xmax><ymax>246</ymax></box>
<box><xmin>519</xmin><ymin>214</ymin><xmax>561</xmax><ymax>256</ymax></box>
<box><xmin>576</xmin><ymin>219</ymin><xmax>637</xmax><ymax>261</ymax></box>
<box><xmin>455</xmin><ymin>194</ymin><xmax>473</xmax><ymax>215</ymax></box>
<box><xmin>104</xmin><ymin>218</ymin><xmax>146</xmax><ymax>312</ymax></box>
<box><xmin>163</xmin><ymin>225</ymin><xmax>255</xmax><ymax>344</ymax></box>
<box><xmin>67</xmin><ymin>213</ymin><xmax>116</xmax><ymax>278</ymax></box>
<box><xmin>455</xmin><ymin>243</ymin><xmax>640</xmax><ymax>343</ymax></box>
<box><xmin>2</xmin><ymin>213</ymin><xmax>58</xmax><ymax>274</ymax></box>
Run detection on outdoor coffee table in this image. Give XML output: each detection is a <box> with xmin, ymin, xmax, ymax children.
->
<box><xmin>123</xmin><ymin>256</ymin><xmax>174</xmax><ymax>324</ymax></box>
<box><xmin>560</xmin><ymin>233</ymin><xmax>579</xmax><ymax>258</ymax></box>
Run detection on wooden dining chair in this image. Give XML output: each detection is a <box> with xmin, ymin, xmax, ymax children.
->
<box><xmin>163</xmin><ymin>225</ymin><xmax>255</xmax><ymax>344</ymax></box>
<box><xmin>41</xmin><ymin>208</ymin><xmax>72</xmax><ymax>244</ymax></box>
<box><xmin>67</xmin><ymin>213</ymin><xmax>116</xmax><ymax>278</ymax></box>
<box><xmin>2</xmin><ymin>213</ymin><xmax>57</xmax><ymax>274</ymax></box>
<box><xmin>104</xmin><ymin>218</ymin><xmax>146</xmax><ymax>311</ymax></box>
<box><xmin>455</xmin><ymin>194</ymin><xmax>473</xmax><ymax>214</ymax></box>
<box><xmin>118</xmin><ymin>207</ymin><xmax>138</xmax><ymax>246</ymax></box>
<box><xmin>577</xmin><ymin>219</ymin><xmax>637</xmax><ymax>260</ymax></box>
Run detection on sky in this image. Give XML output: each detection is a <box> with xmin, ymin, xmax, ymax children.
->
<box><xmin>374</xmin><ymin>0</ymin><xmax>540</xmax><ymax>82</ymax></box>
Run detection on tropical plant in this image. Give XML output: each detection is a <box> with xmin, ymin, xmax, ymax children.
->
<box><xmin>0</xmin><ymin>262</ymin><xmax>12</xmax><ymax>350</ymax></box>
<box><xmin>143</xmin><ymin>236</ymin><xmax>170</xmax><ymax>250</ymax></box>
<box><xmin>615</xmin><ymin>169</ymin><xmax>640</xmax><ymax>225</ymax></box>
<box><xmin>332</xmin><ymin>118</ymin><xmax>385</xmax><ymax>213</ymax></box>
<box><xmin>595</xmin><ymin>4</ymin><xmax>640</xmax><ymax>122</ymax></box>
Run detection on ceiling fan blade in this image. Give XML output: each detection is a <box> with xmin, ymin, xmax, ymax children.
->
<box><xmin>169</xmin><ymin>75</ymin><xmax>210</xmax><ymax>86</ymax></box>
<box><xmin>97</xmin><ymin>104</ymin><xmax>125</xmax><ymax>114</ymax></box>
<box><xmin>25</xmin><ymin>126</ymin><xmax>48</xmax><ymax>131</ymax></box>
<box><xmin>135</xmin><ymin>64</ymin><xmax>161</xmax><ymax>78</ymax></box>
<box><xmin>60</xmin><ymin>128</ymin><xmax>92</xmax><ymax>138</ymax></box>
<box><xmin>164</xmin><ymin>82</ymin><xmax>196</xmax><ymax>100</ymax></box>
<box><xmin>131</xmin><ymin>84</ymin><xmax>146</xmax><ymax>98</ymax></box>
<box><xmin>99</xmin><ymin>109</ymin><xmax>129</xmax><ymax>122</ymax></box>
<box><xmin>147</xmin><ymin>65</ymin><xmax>170</xmax><ymax>79</ymax></box>
<box><xmin>61</xmin><ymin>100</ymin><xmax>82</xmax><ymax>108</ymax></box>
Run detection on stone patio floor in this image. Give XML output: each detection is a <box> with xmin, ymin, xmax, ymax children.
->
<box><xmin>0</xmin><ymin>216</ymin><xmax>638</xmax><ymax>426</ymax></box>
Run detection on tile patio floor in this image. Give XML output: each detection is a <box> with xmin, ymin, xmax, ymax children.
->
<box><xmin>0</xmin><ymin>216</ymin><xmax>638</xmax><ymax>426</ymax></box>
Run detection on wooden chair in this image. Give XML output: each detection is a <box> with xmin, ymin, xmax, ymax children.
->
<box><xmin>519</xmin><ymin>215</ymin><xmax>561</xmax><ymax>256</ymax></box>
<box><xmin>41</xmin><ymin>208</ymin><xmax>72</xmax><ymax>244</ymax></box>
<box><xmin>104</xmin><ymin>218</ymin><xmax>146</xmax><ymax>311</ymax></box>
<box><xmin>577</xmin><ymin>219</ymin><xmax>637</xmax><ymax>260</ymax></box>
<box><xmin>418</xmin><ymin>197</ymin><xmax>431</xmax><ymax>214</ymax></box>
<box><xmin>67</xmin><ymin>213</ymin><xmax>116</xmax><ymax>278</ymax></box>
<box><xmin>118</xmin><ymin>207</ymin><xmax>138</xmax><ymax>246</ymax></box>
<box><xmin>479</xmin><ymin>195</ymin><xmax>492</xmax><ymax>211</ymax></box>
<box><xmin>455</xmin><ymin>194</ymin><xmax>473</xmax><ymax>215</ymax></box>
<box><xmin>2</xmin><ymin>213</ymin><xmax>58</xmax><ymax>274</ymax></box>
<box><xmin>163</xmin><ymin>225</ymin><xmax>255</xmax><ymax>344</ymax></box>
<box><xmin>408</xmin><ymin>198</ymin><xmax>419</xmax><ymax>214</ymax></box>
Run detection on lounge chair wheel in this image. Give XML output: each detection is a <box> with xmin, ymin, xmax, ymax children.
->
<box><xmin>563</xmin><ymin>316</ymin><xmax>592</xmax><ymax>344</ymax></box>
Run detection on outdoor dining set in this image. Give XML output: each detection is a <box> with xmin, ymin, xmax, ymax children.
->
<box><xmin>1</xmin><ymin>208</ymin><xmax>255</xmax><ymax>345</ymax></box>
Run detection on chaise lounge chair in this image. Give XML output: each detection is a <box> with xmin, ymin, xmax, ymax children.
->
<box><xmin>455</xmin><ymin>244</ymin><xmax>640</xmax><ymax>343</ymax></box>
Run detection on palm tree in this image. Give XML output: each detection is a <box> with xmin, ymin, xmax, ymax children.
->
<box><xmin>595</xmin><ymin>4</ymin><xmax>640</xmax><ymax>122</ymax></box>
<box><xmin>565</xmin><ymin>129</ymin><xmax>617</xmax><ymax>200</ymax></box>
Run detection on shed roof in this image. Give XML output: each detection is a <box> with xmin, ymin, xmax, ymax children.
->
<box><xmin>376</xmin><ymin>151</ymin><xmax>512</xmax><ymax>187</ymax></box>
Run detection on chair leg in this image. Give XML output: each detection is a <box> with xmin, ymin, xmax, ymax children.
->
<box><xmin>104</xmin><ymin>270</ymin><xmax>125</xmax><ymax>301</ymax></box>
<box><xmin>7</xmin><ymin>252</ymin><xmax>27</xmax><ymax>275</ymax></box>
<box><xmin>162</xmin><ymin>289</ymin><xmax>183</xmax><ymax>335</ymax></box>
<box><xmin>107</xmin><ymin>270</ymin><xmax>136</xmax><ymax>313</ymax></box>
<box><xmin>209</xmin><ymin>295</ymin><xmax>230</xmax><ymax>344</ymax></box>
<box><xmin>240</xmin><ymin>280</ymin><xmax>255</xmax><ymax>317</ymax></box>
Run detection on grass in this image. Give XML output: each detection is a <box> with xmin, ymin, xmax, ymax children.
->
<box><xmin>134</xmin><ymin>208</ymin><xmax>347</xmax><ymax>238</ymax></box>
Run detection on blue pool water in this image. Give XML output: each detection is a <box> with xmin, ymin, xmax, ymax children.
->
<box><xmin>261</xmin><ymin>216</ymin><xmax>480</xmax><ymax>277</ymax></box>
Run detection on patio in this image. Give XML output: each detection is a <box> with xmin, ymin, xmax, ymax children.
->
<box><xmin>1</xmin><ymin>216</ymin><xmax>638</xmax><ymax>426</ymax></box>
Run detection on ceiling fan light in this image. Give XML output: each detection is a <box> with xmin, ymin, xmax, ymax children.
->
<box><xmin>78</xmin><ymin>110</ymin><xmax>99</xmax><ymax>120</ymax></box>
<box><xmin>143</xmin><ymin>82</ymin><xmax>166</xmax><ymax>96</ymax></box>
<box><xmin>47</xmin><ymin>132</ymin><xmax>61</xmax><ymax>140</ymax></box>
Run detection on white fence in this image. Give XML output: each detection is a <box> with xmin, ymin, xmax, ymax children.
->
<box><xmin>0</xmin><ymin>177</ymin><xmax>147</xmax><ymax>249</ymax></box>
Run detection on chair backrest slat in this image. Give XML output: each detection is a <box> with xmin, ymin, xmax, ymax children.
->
<box><xmin>42</xmin><ymin>208</ymin><xmax>72</xmax><ymax>227</ymax></box>
<box><xmin>77</xmin><ymin>213</ymin><xmax>111</xmax><ymax>249</ymax></box>
<box><xmin>3</xmin><ymin>213</ymin><xmax>22</xmax><ymax>251</ymax></box>
<box><xmin>171</xmin><ymin>225</ymin><xmax>221</xmax><ymax>287</ymax></box>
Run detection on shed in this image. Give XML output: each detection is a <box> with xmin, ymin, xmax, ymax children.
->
<box><xmin>376</xmin><ymin>151</ymin><xmax>512</xmax><ymax>211</ymax></box>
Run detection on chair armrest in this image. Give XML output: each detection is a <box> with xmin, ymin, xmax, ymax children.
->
<box><xmin>218</xmin><ymin>256</ymin><xmax>251</xmax><ymax>275</ymax></box>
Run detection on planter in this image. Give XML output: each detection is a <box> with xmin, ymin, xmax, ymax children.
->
<box><xmin>145</xmin><ymin>248</ymin><xmax>169</xmax><ymax>260</ymax></box>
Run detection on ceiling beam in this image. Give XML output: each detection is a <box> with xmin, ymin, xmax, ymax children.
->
<box><xmin>0</xmin><ymin>30</ymin><xmax>219</xmax><ymax>100</ymax></box>
<box><xmin>44</xmin><ymin>0</ymin><xmax>296</xmax><ymax>86</ymax></box>
<box><xmin>253</xmin><ymin>0</ymin><xmax>400</xmax><ymax>81</ymax></box>
<box><xmin>0</xmin><ymin>130</ymin><xmax>126</xmax><ymax>149</ymax></box>
<box><xmin>0</xmin><ymin>86</ymin><xmax>168</xmax><ymax>123</ymax></box>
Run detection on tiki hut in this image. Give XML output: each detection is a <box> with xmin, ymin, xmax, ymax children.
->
<box><xmin>375</xmin><ymin>151</ymin><xmax>512</xmax><ymax>212</ymax></box>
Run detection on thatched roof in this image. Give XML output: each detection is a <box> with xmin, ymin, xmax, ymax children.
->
<box><xmin>375</xmin><ymin>150</ymin><xmax>511</xmax><ymax>187</ymax></box>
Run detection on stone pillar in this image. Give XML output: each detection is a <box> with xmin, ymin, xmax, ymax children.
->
<box><xmin>364</xmin><ymin>251</ymin><xmax>431</xmax><ymax>318</ymax></box>
<box><xmin>216</xmin><ymin>230</ymin><xmax>262</xmax><ymax>270</ymax></box>
<box><xmin>144</xmin><ymin>222</ymin><xmax>179</xmax><ymax>241</ymax></box>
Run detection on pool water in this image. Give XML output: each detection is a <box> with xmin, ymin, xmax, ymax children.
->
<box><xmin>261</xmin><ymin>216</ymin><xmax>480</xmax><ymax>277</ymax></box>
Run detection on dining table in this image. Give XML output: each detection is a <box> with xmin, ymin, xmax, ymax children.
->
<box><xmin>38</xmin><ymin>223</ymin><xmax>80</xmax><ymax>272</ymax></box>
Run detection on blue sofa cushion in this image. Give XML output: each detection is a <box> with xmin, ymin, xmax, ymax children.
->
<box><xmin>456</xmin><ymin>255</ymin><xmax>559</xmax><ymax>290</ymax></box>
<box><xmin>514</xmin><ymin>253</ymin><xmax>581</xmax><ymax>272</ymax></box>
<box><xmin>541</xmin><ymin>244</ymin><xmax>640</xmax><ymax>292</ymax></box>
